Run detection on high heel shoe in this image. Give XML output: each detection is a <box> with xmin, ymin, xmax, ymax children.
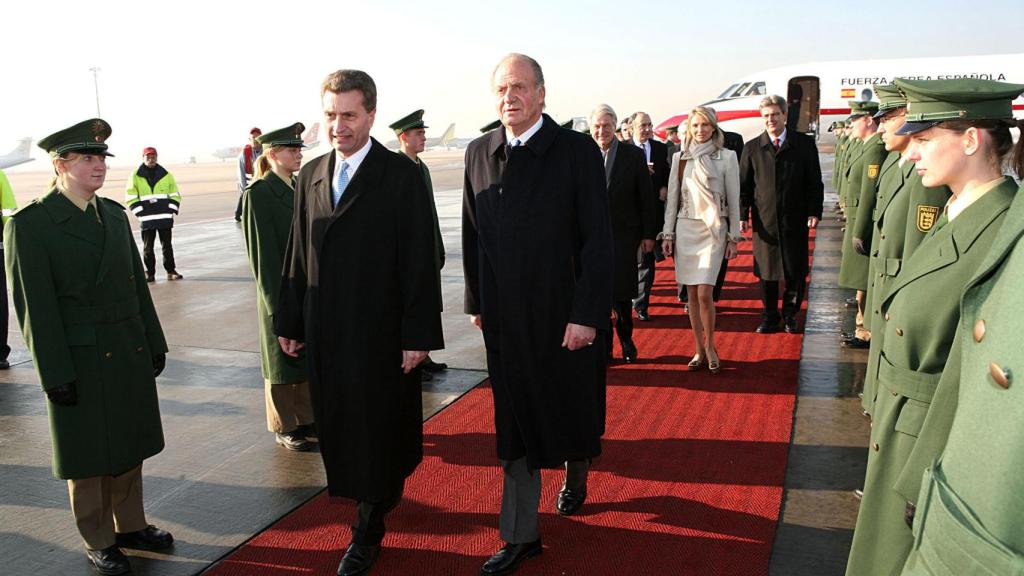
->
<box><xmin>687</xmin><ymin>354</ymin><xmax>705</xmax><ymax>370</ymax></box>
<box><xmin>707</xmin><ymin>352</ymin><xmax>721</xmax><ymax>374</ymax></box>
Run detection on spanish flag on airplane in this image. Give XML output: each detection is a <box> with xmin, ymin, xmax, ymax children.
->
<box><xmin>841</xmin><ymin>88</ymin><xmax>856</xmax><ymax>98</ymax></box>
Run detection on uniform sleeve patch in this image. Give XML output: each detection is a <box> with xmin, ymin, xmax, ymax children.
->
<box><xmin>867</xmin><ymin>164</ymin><xmax>880</xmax><ymax>179</ymax></box>
<box><xmin>917</xmin><ymin>205</ymin><xmax>940</xmax><ymax>232</ymax></box>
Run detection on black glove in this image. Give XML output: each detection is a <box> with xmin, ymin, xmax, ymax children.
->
<box><xmin>46</xmin><ymin>382</ymin><xmax>78</xmax><ymax>406</ymax></box>
<box><xmin>904</xmin><ymin>502</ymin><xmax>916</xmax><ymax>528</ymax></box>
<box><xmin>853</xmin><ymin>237</ymin><xmax>867</xmax><ymax>255</ymax></box>
<box><xmin>153</xmin><ymin>353</ymin><xmax>166</xmax><ymax>378</ymax></box>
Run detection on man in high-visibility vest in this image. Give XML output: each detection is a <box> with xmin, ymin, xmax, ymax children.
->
<box><xmin>0</xmin><ymin>169</ymin><xmax>16</xmax><ymax>369</ymax></box>
<box><xmin>125</xmin><ymin>147</ymin><xmax>183</xmax><ymax>282</ymax></box>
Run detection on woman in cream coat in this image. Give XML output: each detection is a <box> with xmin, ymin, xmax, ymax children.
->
<box><xmin>661</xmin><ymin>106</ymin><xmax>741</xmax><ymax>373</ymax></box>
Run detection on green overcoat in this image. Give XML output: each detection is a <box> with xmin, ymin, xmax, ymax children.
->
<box><xmin>845</xmin><ymin>178</ymin><xmax>1015</xmax><ymax>576</ymax></box>
<box><xmin>832</xmin><ymin>135</ymin><xmax>848</xmax><ymax>191</ymax></box>
<box><xmin>241</xmin><ymin>172</ymin><xmax>307</xmax><ymax>384</ymax></box>
<box><xmin>861</xmin><ymin>161</ymin><xmax>950</xmax><ymax>414</ymax></box>
<box><xmin>901</xmin><ymin>181</ymin><xmax>1024</xmax><ymax>576</ymax></box>
<box><xmin>837</xmin><ymin>137</ymin><xmax>860</xmax><ymax>208</ymax></box>
<box><xmin>856</xmin><ymin>149</ymin><xmax>899</xmax><ymax>332</ymax></box>
<box><xmin>839</xmin><ymin>133</ymin><xmax>886</xmax><ymax>290</ymax></box>
<box><xmin>4</xmin><ymin>190</ymin><xmax>168</xmax><ymax>479</ymax></box>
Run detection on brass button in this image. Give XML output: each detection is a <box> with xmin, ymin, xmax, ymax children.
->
<box><xmin>891</xmin><ymin>390</ymin><xmax>898</xmax><ymax>396</ymax></box>
<box><xmin>872</xmin><ymin>442</ymin><xmax>880</xmax><ymax>451</ymax></box>
<box><xmin>880</xmin><ymin>234</ymin><xmax>886</xmax><ymax>240</ymax></box>
<box><xmin>136</xmin><ymin>346</ymin><xmax>144</xmax><ymax>353</ymax></box>
<box><xmin>896</xmin><ymin>328</ymin><xmax>904</xmax><ymax>336</ymax></box>
<box><xmin>885</xmin><ymin>313</ymin><xmax>891</xmax><ymax>321</ymax></box>
<box><xmin>990</xmin><ymin>363</ymin><xmax>1010</xmax><ymax>389</ymax></box>
<box><xmin>973</xmin><ymin>320</ymin><xmax>985</xmax><ymax>343</ymax></box>
<box><xmin>105</xmin><ymin>352</ymin><xmax>113</xmax><ymax>359</ymax></box>
<box><xmin>879</xmin><ymin>273</ymin><xmax>884</xmax><ymax>277</ymax></box>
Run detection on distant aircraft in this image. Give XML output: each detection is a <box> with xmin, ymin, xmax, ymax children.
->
<box><xmin>385</xmin><ymin>123</ymin><xmax>466</xmax><ymax>151</ymax></box>
<box><xmin>211</xmin><ymin>122</ymin><xmax>320</xmax><ymax>161</ymax></box>
<box><xmin>654</xmin><ymin>53</ymin><xmax>1024</xmax><ymax>144</ymax></box>
<box><xmin>0</xmin><ymin>137</ymin><xmax>33</xmax><ymax>169</ymax></box>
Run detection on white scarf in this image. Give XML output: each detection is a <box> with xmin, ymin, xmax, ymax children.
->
<box><xmin>680</xmin><ymin>139</ymin><xmax>722</xmax><ymax>237</ymax></box>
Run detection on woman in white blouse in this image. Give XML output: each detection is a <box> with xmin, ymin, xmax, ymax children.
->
<box><xmin>661</xmin><ymin>106</ymin><xmax>741</xmax><ymax>373</ymax></box>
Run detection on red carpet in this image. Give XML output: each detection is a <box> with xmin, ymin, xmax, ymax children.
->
<box><xmin>207</xmin><ymin>241</ymin><xmax>811</xmax><ymax>575</ymax></box>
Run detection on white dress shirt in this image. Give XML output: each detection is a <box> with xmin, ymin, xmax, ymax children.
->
<box><xmin>505</xmin><ymin>115</ymin><xmax>544</xmax><ymax>146</ymax></box>
<box><xmin>332</xmin><ymin>137</ymin><xmax>373</xmax><ymax>193</ymax></box>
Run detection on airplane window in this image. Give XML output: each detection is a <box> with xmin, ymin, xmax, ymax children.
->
<box><xmin>718</xmin><ymin>84</ymin><xmax>740</xmax><ymax>99</ymax></box>
<box><xmin>731</xmin><ymin>83</ymin><xmax>752</xmax><ymax>98</ymax></box>
<box><xmin>747</xmin><ymin>82</ymin><xmax>767</xmax><ymax>96</ymax></box>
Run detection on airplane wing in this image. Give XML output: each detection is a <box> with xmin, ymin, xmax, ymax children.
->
<box><xmin>0</xmin><ymin>137</ymin><xmax>33</xmax><ymax>170</ymax></box>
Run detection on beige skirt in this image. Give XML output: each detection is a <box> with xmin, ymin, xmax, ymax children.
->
<box><xmin>672</xmin><ymin>217</ymin><xmax>725</xmax><ymax>286</ymax></box>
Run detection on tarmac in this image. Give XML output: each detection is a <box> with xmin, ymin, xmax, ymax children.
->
<box><xmin>0</xmin><ymin>149</ymin><xmax>870</xmax><ymax>575</ymax></box>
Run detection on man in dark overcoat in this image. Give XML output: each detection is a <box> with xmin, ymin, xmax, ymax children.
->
<box><xmin>275</xmin><ymin>70</ymin><xmax>443</xmax><ymax>576</ymax></box>
<box><xmin>630</xmin><ymin>111</ymin><xmax>669</xmax><ymax>321</ymax></box>
<box><xmin>740</xmin><ymin>94</ymin><xmax>824</xmax><ymax>334</ymax></box>
<box><xmin>464</xmin><ymin>53</ymin><xmax>612</xmax><ymax>575</ymax></box>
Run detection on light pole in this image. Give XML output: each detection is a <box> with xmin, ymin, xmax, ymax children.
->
<box><xmin>89</xmin><ymin>67</ymin><xmax>101</xmax><ymax>117</ymax></box>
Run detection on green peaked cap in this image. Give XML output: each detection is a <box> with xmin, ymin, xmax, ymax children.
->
<box><xmin>38</xmin><ymin>118</ymin><xmax>114</xmax><ymax>157</ymax></box>
<box><xmin>847</xmin><ymin>100</ymin><xmax>880</xmax><ymax>121</ymax></box>
<box><xmin>480</xmin><ymin>119</ymin><xmax>502</xmax><ymax>133</ymax></box>
<box><xmin>895</xmin><ymin>78</ymin><xmax>1024</xmax><ymax>123</ymax></box>
<box><xmin>256</xmin><ymin>122</ymin><xmax>306</xmax><ymax>147</ymax></box>
<box><xmin>389</xmin><ymin>109</ymin><xmax>427</xmax><ymax>135</ymax></box>
<box><xmin>873</xmin><ymin>84</ymin><xmax>907</xmax><ymax>117</ymax></box>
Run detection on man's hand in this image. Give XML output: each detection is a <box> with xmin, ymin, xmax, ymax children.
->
<box><xmin>469</xmin><ymin>314</ymin><xmax>482</xmax><ymax>329</ymax></box>
<box><xmin>640</xmin><ymin>239</ymin><xmax>655</xmax><ymax>254</ymax></box>
<box><xmin>46</xmin><ymin>382</ymin><xmax>78</xmax><ymax>407</ymax></box>
<box><xmin>153</xmin><ymin>353</ymin><xmax>166</xmax><ymax>378</ymax></box>
<box><xmin>562</xmin><ymin>323</ymin><xmax>597</xmax><ymax>351</ymax></box>
<box><xmin>808</xmin><ymin>216</ymin><xmax>819</xmax><ymax>229</ymax></box>
<box><xmin>402</xmin><ymin>350</ymin><xmax>428</xmax><ymax>374</ymax></box>
<box><xmin>741</xmin><ymin>220</ymin><xmax>750</xmax><ymax>234</ymax></box>
<box><xmin>662</xmin><ymin>239</ymin><xmax>674</xmax><ymax>257</ymax></box>
<box><xmin>853</xmin><ymin>237</ymin><xmax>867</xmax><ymax>255</ymax></box>
<box><xmin>278</xmin><ymin>337</ymin><xmax>305</xmax><ymax>358</ymax></box>
<box><xmin>658</xmin><ymin>186</ymin><xmax>667</xmax><ymax>202</ymax></box>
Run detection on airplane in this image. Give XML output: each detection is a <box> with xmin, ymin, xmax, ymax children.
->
<box><xmin>0</xmin><ymin>137</ymin><xmax>34</xmax><ymax>170</ymax></box>
<box><xmin>654</xmin><ymin>53</ymin><xmax>1024</xmax><ymax>145</ymax></box>
<box><xmin>385</xmin><ymin>123</ymin><xmax>464</xmax><ymax>151</ymax></box>
<box><xmin>211</xmin><ymin>122</ymin><xmax>320</xmax><ymax>161</ymax></box>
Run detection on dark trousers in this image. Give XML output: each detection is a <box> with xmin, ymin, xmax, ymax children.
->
<box><xmin>352</xmin><ymin>480</ymin><xmax>405</xmax><ymax>546</ymax></box>
<box><xmin>633</xmin><ymin>243</ymin><xmax>663</xmax><ymax>313</ymax></box>
<box><xmin>0</xmin><ymin>249</ymin><xmax>9</xmax><ymax>361</ymax></box>
<box><xmin>141</xmin><ymin>228</ymin><xmax>176</xmax><ymax>274</ymax></box>
<box><xmin>234</xmin><ymin>193</ymin><xmax>244</xmax><ymax>220</ymax></box>
<box><xmin>564</xmin><ymin>460</ymin><xmax>589</xmax><ymax>491</ymax></box>
<box><xmin>611</xmin><ymin>300</ymin><xmax>634</xmax><ymax>349</ymax></box>
<box><xmin>760</xmin><ymin>276</ymin><xmax>806</xmax><ymax>322</ymax></box>
<box><xmin>499</xmin><ymin>458</ymin><xmax>541</xmax><ymax>544</ymax></box>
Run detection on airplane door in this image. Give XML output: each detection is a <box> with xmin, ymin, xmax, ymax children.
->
<box><xmin>787</xmin><ymin>76</ymin><xmax>820</xmax><ymax>138</ymax></box>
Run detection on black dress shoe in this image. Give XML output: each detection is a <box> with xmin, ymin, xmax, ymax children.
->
<box><xmin>146</xmin><ymin>272</ymin><xmax>156</xmax><ymax>283</ymax></box>
<box><xmin>783</xmin><ymin>317</ymin><xmax>799</xmax><ymax>333</ymax></box>
<box><xmin>87</xmin><ymin>546</ymin><xmax>131</xmax><ymax>575</ymax></box>
<box><xmin>635</xmin><ymin>309</ymin><xmax>650</xmax><ymax>321</ymax></box>
<box><xmin>841</xmin><ymin>336</ymin><xmax>870</xmax><ymax>349</ymax></box>
<box><xmin>480</xmin><ymin>540</ymin><xmax>542</xmax><ymax>575</ymax></box>
<box><xmin>338</xmin><ymin>543</ymin><xmax>381</xmax><ymax>576</ymax></box>
<box><xmin>622</xmin><ymin>340</ymin><xmax>638</xmax><ymax>363</ymax></box>
<box><xmin>556</xmin><ymin>487</ymin><xmax>587</xmax><ymax>516</ymax></box>
<box><xmin>115</xmin><ymin>524</ymin><xmax>174</xmax><ymax>551</ymax></box>
<box><xmin>421</xmin><ymin>357</ymin><xmax>448</xmax><ymax>372</ymax></box>
<box><xmin>755</xmin><ymin>320</ymin><xmax>780</xmax><ymax>334</ymax></box>
<box><xmin>276</xmin><ymin>431</ymin><xmax>313</xmax><ymax>451</ymax></box>
<box><xmin>0</xmin><ymin>359</ymin><xmax>9</xmax><ymax>369</ymax></box>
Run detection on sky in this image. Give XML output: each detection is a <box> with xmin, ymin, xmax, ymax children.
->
<box><xmin>3</xmin><ymin>0</ymin><xmax>1022</xmax><ymax>168</ymax></box>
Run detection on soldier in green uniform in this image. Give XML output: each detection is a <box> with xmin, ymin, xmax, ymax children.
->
<box><xmin>839</xmin><ymin>100</ymin><xmax>884</xmax><ymax>348</ymax></box>
<box><xmin>845</xmin><ymin>79</ymin><xmax>1024</xmax><ymax>576</ymax></box>
<box><xmin>901</xmin><ymin>178</ymin><xmax>1024</xmax><ymax>576</ymax></box>
<box><xmin>389</xmin><ymin>109</ymin><xmax>447</xmax><ymax>380</ymax></box>
<box><xmin>4</xmin><ymin>119</ymin><xmax>173</xmax><ymax>575</ymax></box>
<box><xmin>0</xmin><ymin>168</ymin><xmax>18</xmax><ymax>369</ymax></box>
<box><xmin>241</xmin><ymin>123</ymin><xmax>316</xmax><ymax>452</ymax></box>
<box><xmin>860</xmin><ymin>85</ymin><xmax>951</xmax><ymax>417</ymax></box>
<box><xmin>831</xmin><ymin>121</ymin><xmax>848</xmax><ymax>211</ymax></box>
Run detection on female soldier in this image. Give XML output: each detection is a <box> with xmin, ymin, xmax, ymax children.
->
<box><xmin>845</xmin><ymin>79</ymin><xmax>1024</xmax><ymax>576</ymax></box>
<box><xmin>241</xmin><ymin>123</ymin><xmax>315</xmax><ymax>452</ymax></box>
<box><xmin>5</xmin><ymin>119</ymin><xmax>172</xmax><ymax>575</ymax></box>
<box><xmin>661</xmin><ymin>106</ymin><xmax>740</xmax><ymax>374</ymax></box>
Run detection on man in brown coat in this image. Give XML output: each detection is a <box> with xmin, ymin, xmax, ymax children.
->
<box><xmin>739</xmin><ymin>95</ymin><xmax>824</xmax><ymax>333</ymax></box>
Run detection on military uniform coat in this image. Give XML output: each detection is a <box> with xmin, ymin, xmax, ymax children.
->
<box><xmin>845</xmin><ymin>179</ymin><xmax>1014</xmax><ymax>576</ymax></box>
<box><xmin>463</xmin><ymin>115</ymin><xmax>613</xmax><ymax>469</ymax></box>
<box><xmin>861</xmin><ymin>160</ymin><xmax>950</xmax><ymax>415</ymax></box>
<box><xmin>831</xmin><ymin>134</ymin><xmax>848</xmax><ymax>191</ymax></box>
<box><xmin>739</xmin><ymin>130</ymin><xmax>824</xmax><ymax>282</ymax></box>
<box><xmin>839</xmin><ymin>132</ymin><xmax>886</xmax><ymax>291</ymax></box>
<box><xmin>606</xmin><ymin>138</ymin><xmax>657</xmax><ymax>300</ymax></box>
<box><xmin>5</xmin><ymin>190</ymin><xmax>168</xmax><ymax>479</ymax></box>
<box><xmin>242</xmin><ymin>172</ymin><xmax>307</xmax><ymax>385</ymax></box>
<box><xmin>901</xmin><ymin>182</ymin><xmax>1024</xmax><ymax>576</ymax></box>
<box><xmin>837</xmin><ymin>138</ymin><xmax>860</xmax><ymax>208</ymax></box>
<box><xmin>400</xmin><ymin>151</ymin><xmax>445</xmax><ymax>311</ymax></box>
<box><xmin>275</xmin><ymin>140</ymin><xmax>444</xmax><ymax>501</ymax></box>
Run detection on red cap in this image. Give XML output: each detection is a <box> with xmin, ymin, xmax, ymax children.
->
<box><xmin>143</xmin><ymin>147</ymin><xmax>158</xmax><ymax>156</ymax></box>
<box><xmin>250</xmin><ymin>127</ymin><xmax>262</xmax><ymax>135</ymax></box>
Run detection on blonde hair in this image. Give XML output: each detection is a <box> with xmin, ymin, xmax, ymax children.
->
<box><xmin>683</xmin><ymin>106</ymin><xmax>724</xmax><ymax>150</ymax></box>
<box><xmin>50</xmin><ymin>153</ymin><xmax>81</xmax><ymax>192</ymax></box>
<box><xmin>254</xmin><ymin>146</ymin><xmax>297</xmax><ymax>180</ymax></box>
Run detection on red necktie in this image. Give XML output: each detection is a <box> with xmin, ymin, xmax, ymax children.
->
<box><xmin>773</xmin><ymin>138</ymin><xmax>780</xmax><ymax>151</ymax></box>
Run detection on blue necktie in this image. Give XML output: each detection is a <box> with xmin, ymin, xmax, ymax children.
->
<box><xmin>510</xmin><ymin>138</ymin><xmax>521</xmax><ymax>147</ymax></box>
<box><xmin>333</xmin><ymin>161</ymin><xmax>350</xmax><ymax>207</ymax></box>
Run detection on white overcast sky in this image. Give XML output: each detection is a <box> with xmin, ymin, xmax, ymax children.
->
<box><xmin>3</xmin><ymin>0</ymin><xmax>1022</xmax><ymax>167</ymax></box>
